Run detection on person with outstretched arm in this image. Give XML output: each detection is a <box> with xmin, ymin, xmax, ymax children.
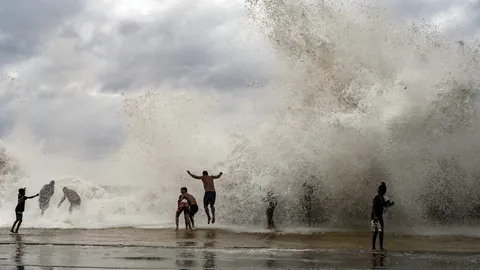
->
<box><xmin>186</xmin><ymin>170</ymin><xmax>223</xmax><ymax>224</ymax></box>
<box><xmin>58</xmin><ymin>187</ymin><xmax>81</xmax><ymax>213</ymax></box>
<box><xmin>11</xmin><ymin>188</ymin><xmax>39</xmax><ymax>233</ymax></box>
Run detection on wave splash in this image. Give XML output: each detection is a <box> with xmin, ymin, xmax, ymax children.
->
<box><xmin>1</xmin><ymin>0</ymin><xmax>480</xmax><ymax>230</ymax></box>
<box><xmin>222</xmin><ymin>0</ymin><xmax>480</xmax><ymax>227</ymax></box>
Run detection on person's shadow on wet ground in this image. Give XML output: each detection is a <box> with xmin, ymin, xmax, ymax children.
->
<box><xmin>175</xmin><ymin>230</ymin><xmax>198</xmax><ymax>269</ymax></box>
<box><xmin>371</xmin><ymin>252</ymin><xmax>386</xmax><ymax>269</ymax></box>
<box><xmin>14</xmin><ymin>234</ymin><xmax>24</xmax><ymax>270</ymax></box>
<box><xmin>203</xmin><ymin>230</ymin><xmax>216</xmax><ymax>270</ymax></box>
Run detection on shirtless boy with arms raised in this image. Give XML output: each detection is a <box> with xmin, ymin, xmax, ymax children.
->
<box><xmin>187</xmin><ymin>170</ymin><xmax>223</xmax><ymax>224</ymax></box>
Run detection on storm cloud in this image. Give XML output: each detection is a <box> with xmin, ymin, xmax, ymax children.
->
<box><xmin>0</xmin><ymin>0</ymin><xmax>479</xmax><ymax>160</ymax></box>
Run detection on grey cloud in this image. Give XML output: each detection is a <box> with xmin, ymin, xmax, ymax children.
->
<box><xmin>0</xmin><ymin>0</ymin><xmax>84</xmax><ymax>65</ymax></box>
<box><xmin>14</xmin><ymin>93</ymin><xmax>123</xmax><ymax>159</ymax></box>
<box><xmin>388</xmin><ymin>0</ymin><xmax>480</xmax><ymax>37</ymax></box>
<box><xmin>0</xmin><ymin>0</ymin><xmax>273</xmax><ymax>159</ymax></box>
<box><xmin>389</xmin><ymin>0</ymin><xmax>457</xmax><ymax>20</ymax></box>
<box><xmin>2</xmin><ymin>0</ymin><xmax>477</xmax><ymax>160</ymax></box>
<box><xmin>454</xmin><ymin>2</ymin><xmax>480</xmax><ymax>33</ymax></box>
<box><xmin>58</xmin><ymin>3</ymin><xmax>272</xmax><ymax>93</ymax></box>
<box><xmin>0</xmin><ymin>103</ymin><xmax>15</xmax><ymax>137</ymax></box>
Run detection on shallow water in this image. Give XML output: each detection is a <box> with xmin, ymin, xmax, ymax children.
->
<box><xmin>0</xmin><ymin>228</ymin><xmax>479</xmax><ymax>269</ymax></box>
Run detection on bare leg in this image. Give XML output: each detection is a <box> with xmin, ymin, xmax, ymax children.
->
<box><xmin>211</xmin><ymin>205</ymin><xmax>216</xmax><ymax>224</ymax></box>
<box><xmin>11</xmin><ymin>221</ymin><xmax>17</xmax><ymax>233</ymax></box>
<box><xmin>40</xmin><ymin>201</ymin><xmax>49</xmax><ymax>216</ymax></box>
<box><xmin>267</xmin><ymin>208</ymin><xmax>275</xmax><ymax>229</ymax></box>
<box><xmin>15</xmin><ymin>221</ymin><xmax>22</xmax><ymax>233</ymax></box>
<box><xmin>175</xmin><ymin>214</ymin><xmax>180</xmax><ymax>230</ymax></box>
<box><xmin>190</xmin><ymin>216</ymin><xmax>195</xmax><ymax>229</ymax></box>
<box><xmin>184</xmin><ymin>214</ymin><xmax>191</xmax><ymax>230</ymax></box>
<box><xmin>204</xmin><ymin>203</ymin><xmax>211</xmax><ymax>224</ymax></box>
<box><xmin>379</xmin><ymin>220</ymin><xmax>384</xmax><ymax>250</ymax></box>
<box><xmin>379</xmin><ymin>232</ymin><xmax>384</xmax><ymax>250</ymax></box>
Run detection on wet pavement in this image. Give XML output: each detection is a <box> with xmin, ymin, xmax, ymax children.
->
<box><xmin>0</xmin><ymin>228</ymin><xmax>479</xmax><ymax>269</ymax></box>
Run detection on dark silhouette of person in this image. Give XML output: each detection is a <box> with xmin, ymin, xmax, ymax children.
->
<box><xmin>263</xmin><ymin>191</ymin><xmax>277</xmax><ymax>229</ymax></box>
<box><xmin>371</xmin><ymin>182</ymin><xmax>394</xmax><ymax>250</ymax></box>
<box><xmin>39</xmin><ymin>180</ymin><xmax>55</xmax><ymax>215</ymax></box>
<box><xmin>58</xmin><ymin>187</ymin><xmax>81</xmax><ymax>213</ymax></box>
<box><xmin>11</xmin><ymin>188</ymin><xmax>38</xmax><ymax>233</ymax></box>
<box><xmin>302</xmin><ymin>182</ymin><xmax>313</xmax><ymax>226</ymax></box>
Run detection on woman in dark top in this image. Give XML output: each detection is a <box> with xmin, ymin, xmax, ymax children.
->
<box><xmin>371</xmin><ymin>182</ymin><xmax>394</xmax><ymax>250</ymax></box>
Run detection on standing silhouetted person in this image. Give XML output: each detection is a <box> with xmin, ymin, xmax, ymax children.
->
<box><xmin>187</xmin><ymin>170</ymin><xmax>223</xmax><ymax>224</ymax></box>
<box><xmin>58</xmin><ymin>187</ymin><xmax>81</xmax><ymax>213</ymax></box>
<box><xmin>11</xmin><ymin>188</ymin><xmax>39</xmax><ymax>233</ymax></box>
<box><xmin>39</xmin><ymin>180</ymin><xmax>55</xmax><ymax>215</ymax></box>
<box><xmin>302</xmin><ymin>182</ymin><xmax>313</xmax><ymax>226</ymax></box>
<box><xmin>264</xmin><ymin>191</ymin><xmax>277</xmax><ymax>229</ymax></box>
<box><xmin>371</xmin><ymin>182</ymin><xmax>394</xmax><ymax>250</ymax></box>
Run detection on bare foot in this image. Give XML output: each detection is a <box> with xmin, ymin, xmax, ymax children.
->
<box><xmin>175</xmin><ymin>228</ymin><xmax>179</xmax><ymax>231</ymax></box>
<box><xmin>212</xmin><ymin>217</ymin><xmax>215</xmax><ymax>224</ymax></box>
<box><xmin>207</xmin><ymin>217</ymin><xmax>211</xmax><ymax>224</ymax></box>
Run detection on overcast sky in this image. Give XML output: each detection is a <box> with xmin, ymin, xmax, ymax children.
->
<box><xmin>0</xmin><ymin>0</ymin><xmax>479</xmax><ymax>162</ymax></box>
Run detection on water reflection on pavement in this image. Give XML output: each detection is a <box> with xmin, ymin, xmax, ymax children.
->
<box><xmin>0</xmin><ymin>228</ymin><xmax>478</xmax><ymax>269</ymax></box>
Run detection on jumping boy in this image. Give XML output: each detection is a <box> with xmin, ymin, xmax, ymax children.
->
<box><xmin>186</xmin><ymin>170</ymin><xmax>223</xmax><ymax>224</ymax></box>
<box><xmin>11</xmin><ymin>188</ymin><xmax>39</xmax><ymax>233</ymax></box>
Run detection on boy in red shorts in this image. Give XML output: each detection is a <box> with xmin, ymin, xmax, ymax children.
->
<box><xmin>175</xmin><ymin>195</ymin><xmax>192</xmax><ymax>230</ymax></box>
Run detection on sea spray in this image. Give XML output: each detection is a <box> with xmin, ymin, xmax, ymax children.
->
<box><xmin>0</xmin><ymin>0</ymin><xmax>480</xmax><ymax>230</ymax></box>
<box><xmin>221</xmin><ymin>0</ymin><xmax>480</xmax><ymax>226</ymax></box>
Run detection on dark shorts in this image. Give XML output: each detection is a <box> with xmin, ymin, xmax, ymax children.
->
<box><xmin>203</xmin><ymin>191</ymin><xmax>216</xmax><ymax>206</ymax></box>
<box><xmin>16</xmin><ymin>212</ymin><xmax>23</xmax><ymax>221</ymax></box>
<box><xmin>190</xmin><ymin>204</ymin><xmax>198</xmax><ymax>218</ymax></box>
